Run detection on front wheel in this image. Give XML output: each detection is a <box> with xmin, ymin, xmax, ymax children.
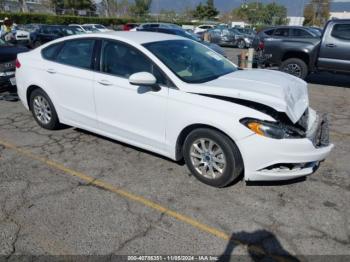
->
<box><xmin>183</xmin><ymin>128</ymin><xmax>243</xmax><ymax>187</ymax></box>
<box><xmin>280</xmin><ymin>58</ymin><xmax>308</xmax><ymax>79</ymax></box>
<box><xmin>237</xmin><ymin>39</ymin><xmax>246</xmax><ymax>49</ymax></box>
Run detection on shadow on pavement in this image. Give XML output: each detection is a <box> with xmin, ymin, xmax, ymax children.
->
<box><xmin>246</xmin><ymin>176</ymin><xmax>307</xmax><ymax>187</ymax></box>
<box><xmin>306</xmin><ymin>72</ymin><xmax>349</xmax><ymax>88</ymax></box>
<box><xmin>218</xmin><ymin>230</ymin><xmax>300</xmax><ymax>262</ymax></box>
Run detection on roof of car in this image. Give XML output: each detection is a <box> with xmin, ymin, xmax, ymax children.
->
<box><xmin>263</xmin><ymin>26</ymin><xmax>314</xmax><ymax>31</ymax></box>
<box><xmin>49</xmin><ymin>31</ymin><xmax>184</xmax><ymax>45</ymax></box>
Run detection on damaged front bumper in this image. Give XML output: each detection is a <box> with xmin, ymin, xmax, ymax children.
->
<box><xmin>237</xmin><ymin>113</ymin><xmax>334</xmax><ymax>181</ymax></box>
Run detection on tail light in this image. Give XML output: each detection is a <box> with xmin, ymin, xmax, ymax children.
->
<box><xmin>258</xmin><ymin>41</ymin><xmax>265</xmax><ymax>50</ymax></box>
<box><xmin>15</xmin><ymin>58</ymin><xmax>21</xmax><ymax>69</ymax></box>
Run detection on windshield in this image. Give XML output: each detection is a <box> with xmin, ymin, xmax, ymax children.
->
<box><xmin>82</xmin><ymin>26</ymin><xmax>98</xmax><ymax>31</ymax></box>
<box><xmin>144</xmin><ymin>40</ymin><xmax>237</xmax><ymax>83</ymax></box>
<box><xmin>308</xmin><ymin>28</ymin><xmax>322</xmax><ymax>37</ymax></box>
<box><xmin>67</xmin><ymin>26</ymin><xmax>85</xmax><ymax>34</ymax></box>
<box><xmin>94</xmin><ymin>24</ymin><xmax>106</xmax><ymax>29</ymax></box>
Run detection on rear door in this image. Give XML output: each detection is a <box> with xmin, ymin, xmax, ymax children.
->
<box><xmin>318</xmin><ymin>21</ymin><xmax>350</xmax><ymax>72</ymax></box>
<box><xmin>42</xmin><ymin>38</ymin><xmax>97</xmax><ymax>128</ymax></box>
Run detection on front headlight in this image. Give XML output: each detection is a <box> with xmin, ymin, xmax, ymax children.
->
<box><xmin>244</xmin><ymin>37</ymin><xmax>251</xmax><ymax>42</ymax></box>
<box><xmin>240</xmin><ymin>118</ymin><xmax>304</xmax><ymax>139</ymax></box>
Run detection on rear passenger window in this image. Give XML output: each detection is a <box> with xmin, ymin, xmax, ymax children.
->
<box><xmin>331</xmin><ymin>24</ymin><xmax>350</xmax><ymax>40</ymax></box>
<box><xmin>56</xmin><ymin>39</ymin><xmax>95</xmax><ymax>69</ymax></box>
<box><xmin>264</xmin><ymin>29</ymin><xmax>275</xmax><ymax>35</ymax></box>
<box><xmin>274</xmin><ymin>28</ymin><xmax>289</xmax><ymax>37</ymax></box>
<box><xmin>291</xmin><ymin>29</ymin><xmax>312</xmax><ymax>37</ymax></box>
<box><xmin>264</xmin><ymin>29</ymin><xmax>274</xmax><ymax>36</ymax></box>
<box><xmin>42</xmin><ymin>43</ymin><xmax>62</xmax><ymax>60</ymax></box>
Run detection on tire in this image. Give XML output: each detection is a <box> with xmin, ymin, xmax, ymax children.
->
<box><xmin>237</xmin><ymin>39</ymin><xmax>246</xmax><ymax>49</ymax></box>
<box><xmin>29</xmin><ymin>89</ymin><xmax>61</xmax><ymax>130</ymax></box>
<box><xmin>279</xmin><ymin>58</ymin><xmax>308</xmax><ymax>79</ymax></box>
<box><xmin>183</xmin><ymin>128</ymin><xmax>243</xmax><ymax>188</ymax></box>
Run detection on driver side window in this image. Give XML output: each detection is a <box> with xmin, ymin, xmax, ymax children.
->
<box><xmin>100</xmin><ymin>40</ymin><xmax>167</xmax><ymax>85</ymax></box>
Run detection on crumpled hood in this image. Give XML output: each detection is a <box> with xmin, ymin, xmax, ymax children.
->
<box><xmin>183</xmin><ymin>69</ymin><xmax>309</xmax><ymax>123</ymax></box>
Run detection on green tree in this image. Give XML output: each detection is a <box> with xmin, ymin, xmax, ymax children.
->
<box><xmin>117</xmin><ymin>0</ymin><xmax>131</xmax><ymax>16</ymax></box>
<box><xmin>193</xmin><ymin>0</ymin><xmax>219</xmax><ymax>20</ymax></box>
<box><xmin>231</xmin><ymin>2</ymin><xmax>287</xmax><ymax>25</ymax></box>
<box><xmin>262</xmin><ymin>3</ymin><xmax>287</xmax><ymax>25</ymax></box>
<box><xmin>303</xmin><ymin>0</ymin><xmax>330</xmax><ymax>26</ymax></box>
<box><xmin>51</xmin><ymin>0</ymin><xmax>65</xmax><ymax>13</ymax></box>
<box><xmin>103</xmin><ymin>0</ymin><xmax>118</xmax><ymax>17</ymax></box>
<box><xmin>63</xmin><ymin>0</ymin><xmax>96</xmax><ymax>11</ymax></box>
<box><xmin>130</xmin><ymin>0</ymin><xmax>152</xmax><ymax>17</ymax></box>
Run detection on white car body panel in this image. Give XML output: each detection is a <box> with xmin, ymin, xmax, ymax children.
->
<box><xmin>15</xmin><ymin>32</ymin><xmax>333</xmax><ymax>182</ymax></box>
<box><xmin>181</xmin><ymin>69</ymin><xmax>309</xmax><ymax>123</ymax></box>
<box><xmin>194</xmin><ymin>25</ymin><xmax>215</xmax><ymax>34</ymax></box>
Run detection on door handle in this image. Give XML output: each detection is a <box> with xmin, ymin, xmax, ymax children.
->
<box><xmin>98</xmin><ymin>80</ymin><xmax>112</xmax><ymax>86</ymax></box>
<box><xmin>326</xmin><ymin>43</ymin><xmax>336</xmax><ymax>48</ymax></box>
<box><xmin>47</xmin><ymin>69</ymin><xmax>56</xmax><ymax>74</ymax></box>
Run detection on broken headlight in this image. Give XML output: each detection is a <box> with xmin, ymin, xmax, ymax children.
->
<box><xmin>240</xmin><ymin>118</ymin><xmax>304</xmax><ymax>139</ymax></box>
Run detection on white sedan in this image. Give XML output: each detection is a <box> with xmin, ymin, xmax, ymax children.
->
<box><xmin>15</xmin><ymin>32</ymin><xmax>333</xmax><ymax>187</ymax></box>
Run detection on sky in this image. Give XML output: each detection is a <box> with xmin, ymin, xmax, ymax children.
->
<box><xmin>148</xmin><ymin>0</ymin><xmax>350</xmax><ymax>16</ymax></box>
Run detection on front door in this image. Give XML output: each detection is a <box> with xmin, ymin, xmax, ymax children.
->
<box><xmin>94</xmin><ymin>40</ymin><xmax>169</xmax><ymax>153</ymax></box>
<box><xmin>318</xmin><ymin>22</ymin><xmax>350</xmax><ymax>72</ymax></box>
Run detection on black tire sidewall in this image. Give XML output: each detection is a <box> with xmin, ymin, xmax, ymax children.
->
<box><xmin>29</xmin><ymin>89</ymin><xmax>60</xmax><ymax>130</ymax></box>
<box><xmin>183</xmin><ymin>128</ymin><xmax>243</xmax><ymax>187</ymax></box>
<box><xmin>280</xmin><ymin>58</ymin><xmax>308</xmax><ymax>79</ymax></box>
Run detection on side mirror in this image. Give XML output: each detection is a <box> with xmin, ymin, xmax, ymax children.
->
<box><xmin>129</xmin><ymin>72</ymin><xmax>160</xmax><ymax>91</ymax></box>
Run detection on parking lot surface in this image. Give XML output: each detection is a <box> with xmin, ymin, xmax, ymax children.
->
<box><xmin>0</xmin><ymin>48</ymin><xmax>349</xmax><ymax>259</ymax></box>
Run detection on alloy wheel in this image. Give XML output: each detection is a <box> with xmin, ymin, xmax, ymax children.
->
<box><xmin>238</xmin><ymin>40</ymin><xmax>245</xmax><ymax>49</ymax></box>
<box><xmin>190</xmin><ymin>138</ymin><xmax>226</xmax><ymax>179</ymax></box>
<box><xmin>33</xmin><ymin>95</ymin><xmax>52</xmax><ymax>125</ymax></box>
<box><xmin>282</xmin><ymin>63</ymin><xmax>302</xmax><ymax>78</ymax></box>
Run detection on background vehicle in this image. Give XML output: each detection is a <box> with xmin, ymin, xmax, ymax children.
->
<box><xmin>208</xmin><ymin>28</ymin><xmax>254</xmax><ymax>48</ymax></box>
<box><xmin>137</xmin><ymin>26</ymin><xmax>226</xmax><ymax>56</ymax></box>
<box><xmin>0</xmin><ymin>39</ymin><xmax>27</xmax><ymax>91</ymax></box>
<box><xmin>69</xmin><ymin>24</ymin><xmax>96</xmax><ymax>33</ymax></box>
<box><xmin>82</xmin><ymin>24</ymin><xmax>110</xmax><ymax>32</ymax></box>
<box><xmin>30</xmin><ymin>25</ymin><xmax>85</xmax><ymax>48</ymax></box>
<box><xmin>194</xmin><ymin>24</ymin><xmax>215</xmax><ymax>34</ymax></box>
<box><xmin>13</xmin><ymin>25</ymin><xmax>31</xmax><ymax>46</ymax></box>
<box><xmin>123</xmin><ymin>23</ymin><xmax>140</xmax><ymax>31</ymax></box>
<box><xmin>252</xmin><ymin>26</ymin><xmax>321</xmax><ymax>51</ymax></box>
<box><xmin>258</xmin><ymin>20</ymin><xmax>350</xmax><ymax>79</ymax></box>
<box><xmin>235</xmin><ymin>27</ymin><xmax>256</xmax><ymax>37</ymax></box>
<box><xmin>136</xmin><ymin>23</ymin><xmax>182</xmax><ymax>31</ymax></box>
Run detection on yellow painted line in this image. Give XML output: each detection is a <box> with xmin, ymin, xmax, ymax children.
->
<box><xmin>0</xmin><ymin>139</ymin><xmax>230</xmax><ymax>241</ymax></box>
<box><xmin>0</xmin><ymin>138</ymin><xmax>293</xmax><ymax>261</ymax></box>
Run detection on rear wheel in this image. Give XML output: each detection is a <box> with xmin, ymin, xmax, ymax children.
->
<box><xmin>280</xmin><ymin>58</ymin><xmax>308</xmax><ymax>79</ymax></box>
<box><xmin>183</xmin><ymin>128</ymin><xmax>243</xmax><ymax>187</ymax></box>
<box><xmin>29</xmin><ymin>89</ymin><xmax>61</xmax><ymax>130</ymax></box>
